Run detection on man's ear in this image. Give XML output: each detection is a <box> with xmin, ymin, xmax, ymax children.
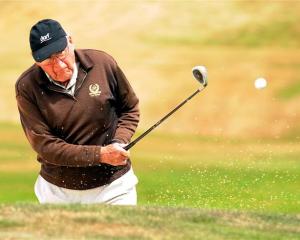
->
<box><xmin>67</xmin><ymin>35</ymin><xmax>73</xmax><ymax>44</ymax></box>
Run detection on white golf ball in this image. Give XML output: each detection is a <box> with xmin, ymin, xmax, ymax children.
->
<box><xmin>254</xmin><ymin>77</ymin><xmax>267</xmax><ymax>89</ymax></box>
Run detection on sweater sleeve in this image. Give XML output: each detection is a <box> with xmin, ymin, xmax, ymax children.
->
<box><xmin>16</xmin><ymin>92</ymin><xmax>101</xmax><ymax>167</ymax></box>
<box><xmin>112</xmin><ymin>65</ymin><xmax>140</xmax><ymax>144</ymax></box>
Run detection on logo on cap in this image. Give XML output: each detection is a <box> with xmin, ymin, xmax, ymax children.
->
<box><xmin>40</xmin><ymin>33</ymin><xmax>52</xmax><ymax>43</ymax></box>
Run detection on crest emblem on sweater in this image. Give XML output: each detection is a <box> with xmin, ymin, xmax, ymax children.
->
<box><xmin>89</xmin><ymin>84</ymin><xmax>101</xmax><ymax>97</ymax></box>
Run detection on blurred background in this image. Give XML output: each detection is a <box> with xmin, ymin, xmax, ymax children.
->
<box><xmin>0</xmin><ymin>1</ymin><xmax>299</xmax><ymax>213</ymax></box>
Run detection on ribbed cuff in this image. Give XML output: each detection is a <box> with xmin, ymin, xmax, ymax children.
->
<box><xmin>111</xmin><ymin>138</ymin><xmax>126</xmax><ymax>144</ymax></box>
<box><xmin>93</xmin><ymin>146</ymin><xmax>102</xmax><ymax>166</ymax></box>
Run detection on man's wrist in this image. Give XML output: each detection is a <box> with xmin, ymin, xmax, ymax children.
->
<box><xmin>111</xmin><ymin>139</ymin><xmax>122</xmax><ymax>144</ymax></box>
<box><xmin>96</xmin><ymin>146</ymin><xmax>102</xmax><ymax>165</ymax></box>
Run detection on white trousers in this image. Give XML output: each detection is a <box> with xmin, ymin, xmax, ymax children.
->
<box><xmin>34</xmin><ymin>168</ymin><xmax>138</xmax><ymax>205</ymax></box>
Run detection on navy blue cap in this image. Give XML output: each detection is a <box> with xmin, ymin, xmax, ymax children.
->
<box><xmin>30</xmin><ymin>19</ymin><xmax>67</xmax><ymax>62</ymax></box>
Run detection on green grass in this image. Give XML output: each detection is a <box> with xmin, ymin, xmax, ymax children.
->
<box><xmin>0</xmin><ymin>122</ymin><xmax>299</xmax><ymax>214</ymax></box>
<box><xmin>0</xmin><ymin>166</ymin><xmax>298</xmax><ymax>213</ymax></box>
<box><xmin>0</xmin><ymin>204</ymin><xmax>299</xmax><ymax>240</ymax></box>
<box><xmin>0</xmin><ymin>172</ymin><xmax>37</xmax><ymax>203</ymax></box>
<box><xmin>137</xmin><ymin>167</ymin><xmax>299</xmax><ymax>213</ymax></box>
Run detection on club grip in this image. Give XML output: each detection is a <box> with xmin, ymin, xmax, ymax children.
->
<box><xmin>123</xmin><ymin>141</ymin><xmax>135</xmax><ymax>151</ymax></box>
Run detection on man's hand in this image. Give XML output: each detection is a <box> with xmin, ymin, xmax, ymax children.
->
<box><xmin>100</xmin><ymin>143</ymin><xmax>129</xmax><ymax>166</ymax></box>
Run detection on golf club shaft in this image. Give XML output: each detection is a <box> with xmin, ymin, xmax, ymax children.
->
<box><xmin>124</xmin><ymin>87</ymin><xmax>204</xmax><ymax>150</ymax></box>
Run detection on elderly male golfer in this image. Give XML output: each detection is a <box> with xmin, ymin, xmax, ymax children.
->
<box><xmin>15</xmin><ymin>19</ymin><xmax>140</xmax><ymax>205</ymax></box>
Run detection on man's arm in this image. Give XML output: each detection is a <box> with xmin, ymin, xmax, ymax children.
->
<box><xmin>16</xmin><ymin>92</ymin><xmax>128</xmax><ymax>167</ymax></box>
<box><xmin>112</xmin><ymin>64</ymin><xmax>140</xmax><ymax>144</ymax></box>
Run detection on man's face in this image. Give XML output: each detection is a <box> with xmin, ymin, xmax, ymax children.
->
<box><xmin>36</xmin><ymin>37</ymin><xmax>76</xmax><ymax>83</ymax></box>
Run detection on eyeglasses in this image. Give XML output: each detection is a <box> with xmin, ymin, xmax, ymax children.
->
<box><xmin>39</xmin><ymin>45</ymin><xmax>70</xmax><ymax>66</ymax></box>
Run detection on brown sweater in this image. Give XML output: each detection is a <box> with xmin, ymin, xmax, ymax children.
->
<box><xmin>15</xmin><ymin>49</ymin><xmax>140</xmax><ymax>190</ymax></box>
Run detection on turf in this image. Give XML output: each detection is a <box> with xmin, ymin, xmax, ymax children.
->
<box><xmin>0</xmin><ymin>122</ymin><xmax>299</xmax><ymax>214</ymax></box>
<box><xmin>0</xmin><ymin>204</ymin><xmax>299</xmax><ymax>240</ymax></box>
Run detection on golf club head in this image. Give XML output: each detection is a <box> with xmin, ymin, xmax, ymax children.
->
<box><xmin>192</xmin><ymin>66</ymin><xmax>208</xmax><ymax>87</ymax></box>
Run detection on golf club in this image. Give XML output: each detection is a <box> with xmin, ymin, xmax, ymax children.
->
<box><xmin>123</xmin><ymin>66</ymin><xmax>208</xmax><ymax>151</ymax></box>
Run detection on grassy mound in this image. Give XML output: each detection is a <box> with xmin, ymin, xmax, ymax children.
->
<box><xmin>0</xmin><ymin>203</ymin><xmax>299</xmax><ymax>240</ymax></box>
